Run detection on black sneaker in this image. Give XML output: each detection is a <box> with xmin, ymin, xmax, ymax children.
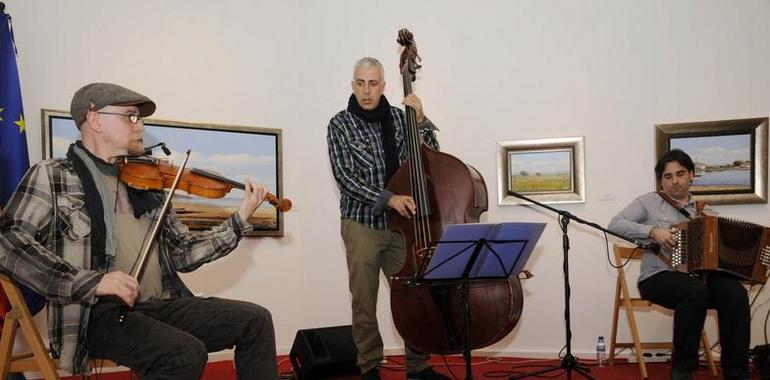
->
<box><xmin>362</xmin><ymin>368</ymin><xmax>381</xmax><ymax>380</ymax></box>
<box><xmin>406</xmin><ymin>367</ymin><xmax>450</xmax><ymax>380</ymax></box>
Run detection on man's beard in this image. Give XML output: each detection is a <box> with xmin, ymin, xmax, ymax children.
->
<box><xmin>127</xmin><ymin>139</ymin><xmax>144</xmax><ymax>155</ymax></box>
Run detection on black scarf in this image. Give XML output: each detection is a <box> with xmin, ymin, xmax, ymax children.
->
<box><xmin>347</xmin><ymin>94</ymin><xmax>399</xmax><ymax>181</ymax></box>
<box><xmin>67</xmin><ymin>143</ymin><xmax>108</xmax><ymax>269</ymax></box>
<box><xmin>126</xmin><ymin>182</ymin><xmax>162</xmax><ymax>219</ymax></box>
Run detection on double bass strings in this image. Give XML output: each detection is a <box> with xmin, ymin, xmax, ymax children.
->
<box><xmin>401</xmin><ymin>68</ymin><xmax>433</xmax><ymax>275</ymax></box>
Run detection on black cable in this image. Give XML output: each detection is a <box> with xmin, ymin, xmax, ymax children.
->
<box><xmin>440</xmin><ymin>354</ymin><xmax>460</xmax><ymax>380</ymax></box>
<box><xmin>482</xmin><ymin>369</ymin><xmax>521</xmax><ymax>378</ymax></box>
<box><xmin>603</xmin><ymin>231</ymin><xmax>640</xmax><ymax>269</ymax></box>
<box><xmin>749</xmin><ymin>277</ymin><xmax>768</xmax><ymax>309</ymax></box>
<box><xmin>557</xmin><ymin>344</ymin><xmax>566</xmax><ymax>359</ymax></box>
<box><xmin>506</xmin><ymin>362</ymin><xmax>567</xmax><ymax>378</ymax></box>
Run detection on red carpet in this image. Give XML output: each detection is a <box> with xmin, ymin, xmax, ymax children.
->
<box><xmin>64</xmin><ymin>354</ymin><xmax>757</xmax><ymax>379</ymax></box>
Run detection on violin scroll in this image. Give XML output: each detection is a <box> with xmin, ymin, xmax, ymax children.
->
<box><xmin>265</xmin><ymin>193</ymin><xmax>292</xmax><ymax>212</ymax></box>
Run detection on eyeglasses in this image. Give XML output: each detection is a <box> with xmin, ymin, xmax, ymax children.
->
<box><xmin>95</xmin><ymin>111</ymin><xmax>143</xmax><ymax>125</ymax></box>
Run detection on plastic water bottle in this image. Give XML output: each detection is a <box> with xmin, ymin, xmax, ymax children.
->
<box><xmin>596</xmin><ymin>336</ymin><xmax>607</xmax><ymax>368</ymax></box>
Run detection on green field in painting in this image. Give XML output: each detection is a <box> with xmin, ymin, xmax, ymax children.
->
<box><xmin>511</xmin><ymin>174</ymin><xmax>571</xmax><ymax>192</ymax></box>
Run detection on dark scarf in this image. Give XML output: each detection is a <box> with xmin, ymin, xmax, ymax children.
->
<box><xmin>66</xmin><ymin>142</ymin><xmax>162</xmax><ymax>270</ymax></box>
<box><xmin>347</xmin><ymin>94</ymin><xmax>399</xmax><ymax>181</ymax></box>
<box><xmin>67</xmin><ymin>143</ymin><xmax>108</xmax><ymax>269</ymax></box>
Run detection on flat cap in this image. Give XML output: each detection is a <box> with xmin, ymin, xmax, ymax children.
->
<box><xmin>70</xmin><ymin>82</ymin><xmax>156</xmax><ymax>128</ymax></box>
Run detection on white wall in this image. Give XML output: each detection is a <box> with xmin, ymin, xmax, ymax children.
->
<box><xmin>8</xmin><ymin>0</ymin><xmax>770</xmax><ymax>358</ymax></box>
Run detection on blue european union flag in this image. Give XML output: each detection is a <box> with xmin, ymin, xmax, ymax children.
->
<box><xmin>0</xmin><ymin>9</ymin><xmax>28</xmax><ymax>208</ymax></box>
<box><xmin>0</xmin><ymin>8</ymin><xmax>45</xmax><ymax>317</ymax></box>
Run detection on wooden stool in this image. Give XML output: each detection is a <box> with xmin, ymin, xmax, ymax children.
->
<box><xmin>0</xmin><ymin>273</ymin><xmax>119</xmax><ymax>379</ymax></box>
<box><xmin>608</xmin><ymin>244</ymin><xmax>718</xmax><ymax>379</ymax></box>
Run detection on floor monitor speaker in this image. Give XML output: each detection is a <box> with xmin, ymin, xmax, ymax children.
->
<box><xmin>289</xmin><ymin>325</ymin><xmax>358</xmax><ymax>379</ymax></box>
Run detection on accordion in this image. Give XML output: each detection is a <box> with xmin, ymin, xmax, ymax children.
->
<box><xmin>671</xmin><ymin>215</ymin><xmax>770</xmax><ymax>284</ymax></box>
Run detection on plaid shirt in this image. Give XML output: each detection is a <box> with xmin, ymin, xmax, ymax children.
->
<box><xmin>327</xmin><ymin>106</ymin><xmax>439</xmax><ymax>230</ymax></box>
<box><xmin>0</xmin><ymin>157</ymin><xmax>250</xmax><ymax>374</ymax></box>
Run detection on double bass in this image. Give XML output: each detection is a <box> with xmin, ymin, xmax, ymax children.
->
<box><xmin>387</xmin><ymin>29</ymin><xmax>524</xmax><ymax>354</ymax></box>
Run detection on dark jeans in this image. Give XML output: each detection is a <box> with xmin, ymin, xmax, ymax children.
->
<box><xmin>86</xmin><ymin>296</ymin><xmax>277</xmax><ymax>380</ymax></box>
<box><xmin>638</xmin><ymin>271</ymin><xmax>749</xmax><ymax>378</ymax></box>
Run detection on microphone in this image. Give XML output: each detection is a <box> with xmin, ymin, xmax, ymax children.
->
<box><xmin>635</xmin><ymin>240</ymin><xmax>660</xmax><ymax>252</ymax></box>
<box><xmin>143</xmin><ymin>142</ymin><xmax>171</xmax><ymax>156</ymax></box>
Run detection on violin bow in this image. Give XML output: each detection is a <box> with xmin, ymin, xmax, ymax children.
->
<box><xmin>118</xmin><ymin>149</ymin><xmax>191</xmax><ymax>323</ymax></box>
<box><xmin>131</xmin><ymin>149</ymin><xmax>191</xmax><ymax>280</ymax></box>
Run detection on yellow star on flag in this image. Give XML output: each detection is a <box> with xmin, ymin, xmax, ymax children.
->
<box><xmin>14</xmin><ymin>114</ymin><xmax>25</xmax><ymax>133</ymax></box>
<box><xmin>0</xmin><ymin>107</ymin><xmax>4</xmax><ymax>122</ymax></box>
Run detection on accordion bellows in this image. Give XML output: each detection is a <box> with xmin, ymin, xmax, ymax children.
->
<box><xmin>672</xmin><ymin>215</ymin><xmax>770</xmax><ymax>284</ymax></box>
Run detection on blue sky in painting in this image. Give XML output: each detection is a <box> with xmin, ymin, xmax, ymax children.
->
<box><xmin>509</xmin><ymin>149</ymin><xmax>572</xmax><ymax>175</ymax></box>
<box><xmin>142</xmin><ymin>123</ymin><xmax>277</xmax><ymax>190</ymax></box>
<box><xmin>670</xmin><ymin>134</ymin><xmax>750</xmax><ymax>166</ymax></box>
<box><xmin>50</xmin><ymin>117</ymin><xmax>80</xmax><ymax>157</ymax></box>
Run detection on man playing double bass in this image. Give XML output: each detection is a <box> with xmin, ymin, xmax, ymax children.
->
<box><xmin>327</xmin><ymin>57</ymin><xmax>450</xmax><ymax>380</ymax></box>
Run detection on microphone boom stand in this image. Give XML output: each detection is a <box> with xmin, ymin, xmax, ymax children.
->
<box><xmin>507</xmin><ymin>191</ymin><xmax>650</xmax><ymax>380</ymax></box>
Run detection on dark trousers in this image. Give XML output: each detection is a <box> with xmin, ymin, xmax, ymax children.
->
<box><xmin>340</xmin><ymin>219</ymin><xmax>430</xmax><ymax>374</ymax></box>
<box><xmin>638</xmin><ymin>271</ymin><xmax>749</xmax><ymax>378</ymax></box>
<box><xmin>86</xmin><ymin>297</ymin><xmax>278</xmax><ymax>380</ymax></box>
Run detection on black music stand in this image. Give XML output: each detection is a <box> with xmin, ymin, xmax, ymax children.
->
<box><xmin>421</xmin><ymin>222</ymin><xmax>546</xmax><ymax>380</ymax></box>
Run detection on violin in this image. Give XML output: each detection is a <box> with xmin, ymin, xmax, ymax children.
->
<box><xmin>116</xmin><ymin>155</ymin><xmax>292</xmax><ymax>212</ymax></box>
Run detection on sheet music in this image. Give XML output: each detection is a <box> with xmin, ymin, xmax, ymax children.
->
<box><xmin>423</xmin><ymin>222</ymin><xmax>546</xmax><ymax>280</ymax></box>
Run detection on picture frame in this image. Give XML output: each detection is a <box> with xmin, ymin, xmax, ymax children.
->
<box><xmin>497</xmin><ymin>136</ymin><xmax>586</xmax><ymax>205</ymax></box>
<box><xmin>655</xmin><ymin>117</ymin><xmax>768</xmax><ymax>205</ymax></box>
<box><xmin>41</xmin><ymin>109</ymin><xmax>285</xmax><ymax>236</ymax></box>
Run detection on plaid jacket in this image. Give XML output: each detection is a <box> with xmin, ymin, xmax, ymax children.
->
<box><xmin>0</xmin><ymin>157</ymin><xmax>250</xmax><ymax>374</ymax></box>
<box><xmin>327</xmin><ymin>106</ymin><xmax>439</xmax><ymax>230</ymax></box>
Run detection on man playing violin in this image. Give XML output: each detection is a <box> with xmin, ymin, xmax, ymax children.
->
<box><xmin>608</xmin><ymin>149</ymin><xmax>749</xmax><ymax>380</ymax></box>
<box><xmin>0</xmin><ymin>82</ymin><xmax>278</xmax><ymax>379</ymax></box>
<box><xmin>327</xmin><ymin>57</ymin><xmax>449</xmax><ymax>380</ymax></box>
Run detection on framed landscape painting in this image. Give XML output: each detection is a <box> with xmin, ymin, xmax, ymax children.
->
<box><xmin>41</xmin><ymin>109</ymin><xmax>285</xmax><ymax>236</ymax></box>
<box><xmin>655</xmin><ymin>117</ymin><xmax>768</xmax><ymax>205</ymax></box>
<box><xmin>497</xmin><ymin>136</ymin><xmax>585</xmax><ymax>205</ymax></box>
